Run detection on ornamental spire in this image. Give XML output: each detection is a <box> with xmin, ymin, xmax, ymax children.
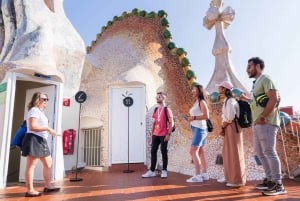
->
<box><xmin>203</xmin><ymin>0</ymin><xmax>249</xmax><ymax>95</ymax></box>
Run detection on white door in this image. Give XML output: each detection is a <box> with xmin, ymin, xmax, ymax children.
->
<box><xmin>19</xmin><ymin>85</ymin><xmax>56</xmax><ymax>181</ymax></box>
<box><xmin>110</xmin><ymin>86</ymin><xmax>146</xmax><ymax>164</ymax></box>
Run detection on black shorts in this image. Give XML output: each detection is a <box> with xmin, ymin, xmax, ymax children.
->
<box><xmin>21</xmin><ymin>133</ymin><xmax>50</xmax><ymax>157</ymax></box>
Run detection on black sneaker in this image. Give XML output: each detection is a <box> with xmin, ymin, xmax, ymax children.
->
<box><xmin>255</xmin><ymin>178</ymin><xmax>271</xmax><ymax>190</ymax></box>
<box><xmin>264</xmin><ymin>181</ymin><xmax>276</xmax><ymax>191</ymax></box>
<box><xmin>262</xmin><ymin>183</ymin><xmax>287</xmax><ymax>196</ymax></box>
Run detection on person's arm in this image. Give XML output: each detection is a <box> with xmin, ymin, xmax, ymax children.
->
<box><xmin>222</xmin><ymin>98</ymin><xmax>236</xmax><ymax>128</ymax></box>
<box><xmin>164</xmin><ymin>108</ymin><xmax>173</xmax><ymax>141</ymax></box>
<box><xmin>240</xmin><ymin>93</ymin><xmax>250</xmax><ymax>102</ymax></box>
<box><xmin>28</xmin><ymin>117</ymin><xmax>57</xmax><ymax>136</ymax></box>
<box><xmin>195</xmin><ymin>100</ymin><xmax>209</xmax><ymax>120</ymax></box>
<box><xmin>151</xmin><ymin>122</ymin><xmax>155</xmax><ymax>136</ymax></box>
<box><xmin>257</xmin><ymin>89</ymin><xmax>278</xmax><ymax>123</ymax></box>
<box><xmin>151</xmin><ymin>110</ymin><xmax>156</xmax><ymax>136</ymax></box>
<box><xmin>167</xmin><ymin>108</ymin><xmax>175</xmax><ymax>132</ymax></box>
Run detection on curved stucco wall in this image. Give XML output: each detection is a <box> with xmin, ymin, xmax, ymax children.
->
<box><xmin>81</xmin><ymin>12</ymin><xmax>299</xmax><ymax>180</ymax></box>
<box><xmin>0</xmin><ymin>0</ymin><xmax>85</xmax><ymax>96</ymax></box>
<box><xmin>81</xmin><ymin>14</ymin><xmax>194</xmax><ymax>168</ymax></box>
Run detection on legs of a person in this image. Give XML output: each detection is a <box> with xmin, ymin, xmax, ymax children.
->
<box><xmin>186</xmin><ymin>146</ymin><xmax>202</xmax><ymax>183</ymax></box>
<box><xmin>160</xmin><ymin>136</ymin><xmax>168</xmax><ymax>170</ymax></box>
<box><xmin>190</xmin><ymin>146</ymin><xmax>201</xmax><ymax>175</ymax></box>
<box><xmin>150</xmin><ymin>135</ymin><xmax>160</xmax><ymax>171</ymax></box>
<box><xmin>253</xmin><ymin>125</ymin><xmax>272</xmax><ymax>180</ymax></box>
<box><xmin>199</xmin><ymin>147</ymin><xmax>207</xmax><ymax>173</ymax></box>
<box><xmin>190</xmin><ymin>126</ymin><xmax>202</xmax><ymax>175</ymax></box>
<box><xmin>25</xmin><ymin>156</ymin><xmax>39</xmax><ymax>193</ymax></box>
<box><xmin>235</xmin><ymin>131</ymin><xmax>246</xmax><ymax>184</ymax></box>
<box><xmin>225</xmin><ymin>124</ymin><xmax>246</xmax><ymax>185</ymax></box>
<box><xmin>40</xmin><ymin>155</ymin><xmax>53</xmax><ymax>188</ymax></box>
<box><xmin>222</xmin><ymin>126</ymin><xmax>231</xmax><ymax>181</ymax></box>
<box><xmin>260</xmin><ymin>124</ymin><xmax>282</xmax><ymax>183</ymax></box>
<box><xmin>196</xmin><ymin>127</ymin><xmax>207</xmax><ymax>174</ymax></box>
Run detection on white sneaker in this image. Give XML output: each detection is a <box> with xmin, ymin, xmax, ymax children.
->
<box><xmin>161</xmin><ymin>170</ymin><xmax>167</xmax><ymax>178</ymax></box>
<box><xmin>142</xmin><ymin>170</ymin><xmax>156</xmax><ymax>178</ymax></box>
<box><xmin>226</xmin><ymin>183</ymin><xmax>244</xmax><ymax>187</ymax></box>
<box><xmin>186</xmin><ymin>175</ymin><xmax>203</xmax><ymax>183</ymax></box>
<box><xmin>201</xmin><ymin>173</ymin><xmax>209</xmax><ymax>181</ymax></box>
<box><xmin>217</xmin><ymin>177</ymin><xmax>227</xmax><ymax>183</ymax></box>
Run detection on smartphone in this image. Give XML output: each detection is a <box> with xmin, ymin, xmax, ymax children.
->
<box><xmin>181</xmin><ymin>114</ymin><xmax>188</xmax><ymax>120</ymax></box>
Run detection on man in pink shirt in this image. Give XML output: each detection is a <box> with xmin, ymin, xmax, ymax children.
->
<box><xmin>142</xmin><ymin>92</ymin><xmax>174</xmax><ymax>179</ymax></box>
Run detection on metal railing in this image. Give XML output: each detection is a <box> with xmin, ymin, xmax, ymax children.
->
<box><xmin>82</xmin><ymin>127</ymin><xmax>103</xmax><ymax>167</ymax></box>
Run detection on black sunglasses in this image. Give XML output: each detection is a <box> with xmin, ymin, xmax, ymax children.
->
<box><xmin>40</xmin><ymin>98</ymin><xmax>49</xmax><ymax>102</ymax></box>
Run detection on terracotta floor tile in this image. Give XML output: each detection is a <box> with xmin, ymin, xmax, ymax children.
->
<box><xmin>0</xmin><ymin>163</ymin><xmax>299</xmax><ymax>201</ymax></box>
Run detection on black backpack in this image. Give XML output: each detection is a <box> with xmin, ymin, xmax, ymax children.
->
<box><xmin>154</xmin><ymin>106</ymin><xmax>175</xmax><ymax>132</ymax></box>
<box><xmin>235</xmin><ymin>99</ymin><xmax>252</xmax><ymax>130</ymax></box>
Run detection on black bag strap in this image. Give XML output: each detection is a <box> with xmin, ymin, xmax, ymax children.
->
<box><xmin>234</xmin><ymin>117</ymin><xmax>239</xmax><ymax>133</ymax></box>
<box><xmin>164</xmin><ymin>107</ymin><xmax>169</xmax><ymax>128</ymax></box>
<box><xmin>154</xmin><ymin>106</ymin><xmax>169</xmax><ymax>128</ymax></box>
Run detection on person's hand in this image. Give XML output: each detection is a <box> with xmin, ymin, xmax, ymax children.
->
<box><xmin>181</xmin><ymin>114</ymin><xmax>188</xmax><ymax>120</ymax></box>
<box><xmin>256</xmin><ymin>115</ymin><xmax>266</xmax><ymax>124</ymax></box>
<box><xmin>222</xmin><ymin>122</ymin><xmax>229</xmax><ymax>128</ymax></box>
<box><xmin>187</xmin><ymin>116</ymin><xmax>194</xmax><ymax>121</ymax></box>
<box><xmin>48</xmin><ymin>127</ymin><xmax>59</xmax><ymax>137</ymax></box>
<box><xmin>219</xmin><ymin>128</ymin><xmax>225</xmax><ymax>136</ymax></box>
<box><xmin>164</xmin><ymin>134</ymin><xmax>170</xmax><ymax>142</ymax></box>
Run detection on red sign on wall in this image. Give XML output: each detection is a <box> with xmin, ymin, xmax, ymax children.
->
<box><xmin>280</xmin><ymin>106</ymin><xmax>294</xmax><ymax>116</ymax></box>
<box><xmin>63</xmin><ymin>98</ymin><xmax>70</xmax><ymax>107</ymax></box>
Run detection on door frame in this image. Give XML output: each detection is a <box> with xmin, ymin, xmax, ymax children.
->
<box><xmin>0</xmin><ymin>72</ymin><xmax>63</xmax><ymax>188</ymax></box>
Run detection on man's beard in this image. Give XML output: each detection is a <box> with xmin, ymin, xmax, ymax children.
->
<box><xmin>249</xmin><ymin>69</ymin><xmax>257</xmax><ymax>78</ymax></box>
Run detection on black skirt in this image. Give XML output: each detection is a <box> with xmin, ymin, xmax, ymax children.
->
<box><xmin>22</xmin><ymin>133</ymin><xmax>50</xmax><ymax>157</ymax></box>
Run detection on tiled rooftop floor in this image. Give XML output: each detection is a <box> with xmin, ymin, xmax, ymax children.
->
<box><xmin>1</xmin><ymin>164</ymin><xmax>299</xmax><ymax>201</ymax></box>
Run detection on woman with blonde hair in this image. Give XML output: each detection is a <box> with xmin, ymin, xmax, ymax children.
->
<box><xmin>22</xmin><ymin>92</ymin><xmax>60</xmax><ymax>197</ymax></box>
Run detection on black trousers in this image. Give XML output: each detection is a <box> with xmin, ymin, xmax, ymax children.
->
<box><xmin>150</xmin><ymin>135</ymin><xmax>168</xmax><ymax>171</ymax></box>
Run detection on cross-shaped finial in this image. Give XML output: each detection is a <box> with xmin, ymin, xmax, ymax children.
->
<box><xmin>210</xmin><ymin>0</ymin><xmax>222</xmax><ymax>8</ymax></box>
<box><xmin>203</xmin><ymin>0</ymin><xmax>235</xmax><ymax>30</ymax></box>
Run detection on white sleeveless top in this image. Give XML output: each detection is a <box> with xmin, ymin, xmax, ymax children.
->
<box><xmin>189</xmin><ymin>100</ymin><xmax>207</xmax><ymax>128</ymax></box>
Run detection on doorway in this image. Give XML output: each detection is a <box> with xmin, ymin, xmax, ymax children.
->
<box><xmin>7</xmin><ymin>80</ymin><xmax>57</xmax><ymax>184</ymax></box>
<box><xmin>7</xmin><ymin>81</ymin><xmax>51</xmax><ymax>183</ymax></box>
<box><xmin>19</xmin><ymin>85</ymin><xmax>56</xmax><ymax>182</ymax></box>
<box><xmin>109</xmin><ymin>85</ymin><xmax>146</xmax><ymax>164</ymax></box>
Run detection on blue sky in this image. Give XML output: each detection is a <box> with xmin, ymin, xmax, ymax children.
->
<box><xmin>64</xmin><ymin>0</ymin><xmax>300</xmax><ymax>112</ymax></box>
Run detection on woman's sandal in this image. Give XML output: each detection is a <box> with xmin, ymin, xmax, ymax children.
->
<box><xmin>25</xmin><ymin>191</ymin><xmax>42</xmax><ymax>197</ymax></box>
<box><xmin>43</xmin><ymin>187</ymin><xmax>60</xmax><ymax>192</ymax></box>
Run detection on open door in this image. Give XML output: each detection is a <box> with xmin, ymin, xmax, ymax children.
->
<box><xmin>19</xmin><ymin>86</ymin><xmax>56</xmax><ymax>181</ymax></box>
